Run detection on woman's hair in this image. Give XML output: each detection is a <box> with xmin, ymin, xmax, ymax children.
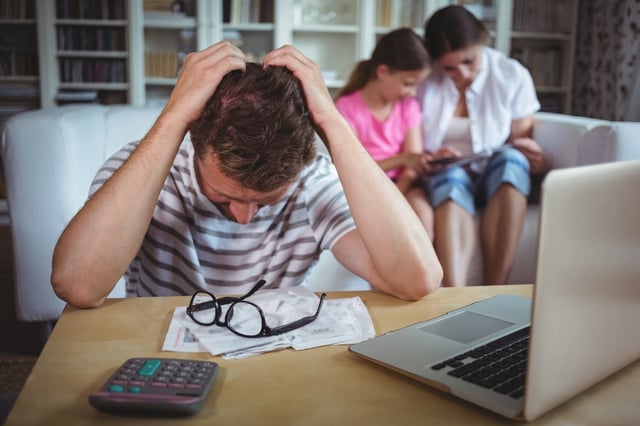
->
<box><xmin>189</xmin><ymin>63</ymin><xmax>316</xmax><ymax>193</ymax></box>
<box><xmin>336</xmin><ymin>27</ymin><xmax>429</xmax><ymax>99</ymax></box>
<box><xmin>423</xmin><ymin>5</ymin><xmax>490</xmax><ymax>60</ymax></box>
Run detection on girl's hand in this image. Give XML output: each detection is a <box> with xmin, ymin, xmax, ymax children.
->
<box><xmin>403</xmin><ymin>152</ymin><xmax>431</xmax><ymax>173</ymax></box>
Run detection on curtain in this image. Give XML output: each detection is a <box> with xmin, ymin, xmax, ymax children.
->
<box><xmin>572</xmin><ymin>0</ymin><xmax>640</xmax><ymax>120</ymax></box>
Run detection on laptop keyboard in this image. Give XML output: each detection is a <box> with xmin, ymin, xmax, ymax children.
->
<box><xmin>430</xmin><ymin>326</ymin><xmax>530</xmax><ymax>399</ymax></box>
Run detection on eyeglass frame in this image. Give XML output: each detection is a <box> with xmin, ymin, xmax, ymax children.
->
<box><xmin>186</xmin><ymin>279</ymin><xmax>327</xmax><ymax>338</ymax></box>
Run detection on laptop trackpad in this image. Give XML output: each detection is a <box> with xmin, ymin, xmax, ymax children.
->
<box><xmin>418</xmin><ymin>311</ymin><xmax>514</xmax><ymax>344</ymax></box>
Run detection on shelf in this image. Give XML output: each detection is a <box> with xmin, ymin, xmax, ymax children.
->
<box><xmin>0</xmin><ymin>76</ymin><xmax>38</xmax><ymax>83</ymax></box>
<box><xmin>59</xmin><ymin>82</ymin><xmax>129</xmax><ymax>90</ymax></box>
<box><xmin>144</xmin><ymin>15</ymin><xmax>197</xmax><ymax>28</ymax></box>
<box><xmin>57</xmin><ymin>50</ymin><xmax>129</xmax><ymax>58</ymax></box>
<box><xmin>145</xmin><ymin>77</ymin><xmax>176</xmax><ymax>86</ymax></box>
<box><xmin>55</xmin><ymin>19</ymin><xmax>128</xmax><ymax>26</ymax></box>
<box><xmin>222</xmin><ymin>23</ymin><xmax>274</xmax><ymax>31</ymax></box>
<box><xmin>0</xmin><ymin>19</ymin><xmax>36</xmax><ymax>24</ymax></box>
<box><xmin>535</xmin><ymin>85</ymin><xmax>571</xmax><ymax>94</ymax></box>
<box><xmin>511</xmin><ymin>31</ymin><xmax>573</xmax><ymax>41</ymax></box>
<box><xmin>292</xmin><ymin>24</ymin><xmax>359</xmax><ymax>33</ymax></box>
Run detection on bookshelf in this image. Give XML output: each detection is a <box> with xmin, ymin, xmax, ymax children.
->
<box><xmin>507</xmin><ymin>0</ymin><xmax>579</xmax><ymax>113</ymax></box>
<box><xmin>47</xmin><ymin>0</ymin><xmax>134</xmax><ymax>106</ymax></box>
<box><xmin>0</xmin><ymin>0</ymin><xmax>41</xmax><ymax>131</ymax></box>
<box><xmin>4</xmin><ymin>0</ymin><xmax>578</xmax><ymax>112</ymax></box>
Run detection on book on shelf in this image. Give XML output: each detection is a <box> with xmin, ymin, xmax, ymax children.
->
<box><xmin>0</xmin><ymin>85</ymin><xmax>39</xmax><ymax>99</ymax></box>
<box><xmin>56</xmin><ymin>27</ymin><xmax>126</xmax><ymax>52</ymax></box>
<box><xmin>56</xmin><ymin>0</ymin><xmax>126</xmax><ymax>20</ymax></box>
<box><xmin>538</xmin><ymin>94</ymin><xmax>563</xmax><ymax>113</ymax></box>
<box><xmin>223</xmin><ymin>0</ymin><xmax>274</xmax><ymax>24</ymax></box>
<box><xmin>512</xmin><ymin>0</ymin><xmax>573</xmax><ymax>33</ymax></box>
<box><xmin>143</xmin><ymin>0</ymin><xmax>196</xmax><ymax>15</ymax></box>
<box><xmin>145</xmin><ymin>51</ymin><xmax>179</xmax><ymax>78</ymax></box>
<box><xmin>511</xmin><ymin>46</ymin><xmax>562</xmax><ymax>87</ymax></box>
<box><xmin>59</xmin><ymin>58</ymin><xmax>127</xmax><ymax>83</ymax></box>
<box><xmin>0</xmin><ymin>0</ymin><xmax>35</xmax><ymax>19</ymax></box>
<box><xmin>376</xmin><ymin>0</ymin><xmax>425</xmax><ymax>28</ymax></box>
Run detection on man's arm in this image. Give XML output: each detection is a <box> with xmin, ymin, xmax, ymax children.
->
<box><xmin>51</xmin><ymin>42</ymin><xmax>246</xmax><ymax>308</ymax></box>
<box><xmin>263</xmin><ymin>46</ymin><xmax>442</xmax><ymax>301</ymax></box>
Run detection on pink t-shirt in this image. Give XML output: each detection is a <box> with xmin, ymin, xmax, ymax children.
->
<box><xmin>335</xmin><ymin>90</ymin><xmax>422</xmax><ymax>179</ymax></box>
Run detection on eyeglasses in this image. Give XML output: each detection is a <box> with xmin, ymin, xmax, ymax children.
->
<box><xmin>186</xmin><ymin>280</ymin><xmax>327</xmax><ymax>338</ymax></box>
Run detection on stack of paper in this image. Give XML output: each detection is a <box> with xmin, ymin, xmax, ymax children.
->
<box><xmin>163</xmin><ymin>286</ymin><xmax>375</xmax><ymax>359</ymax></box>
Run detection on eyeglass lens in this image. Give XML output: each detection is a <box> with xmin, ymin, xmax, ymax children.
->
<box><xmin>187</xmin><ymin>288</ymin><xmax>326</xmax><ymax>338</ymax></box>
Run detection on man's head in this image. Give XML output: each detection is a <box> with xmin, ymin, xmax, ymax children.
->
<box><xmin>190</xmin><ymin>63</ymin><xmax>317</xmax><ymax>194</ymax></box>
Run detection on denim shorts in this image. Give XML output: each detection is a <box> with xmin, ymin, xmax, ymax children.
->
<box><xmin>423</xmin><ymin>147</ymin><xmax>531</xmax><ymax>215</ymax></box>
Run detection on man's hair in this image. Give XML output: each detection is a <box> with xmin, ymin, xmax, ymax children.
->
<box><xmin>423</xmin><ymin>5</ymin><xmax>489</xmax><ymax>60</ymax></box>
<box><xmin>189</xmin><ymin>63</ymin><xmax>317</xmax><ymax>192</ymax></box>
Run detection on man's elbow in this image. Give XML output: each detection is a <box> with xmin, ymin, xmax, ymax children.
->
<box><xmin>398</xmin><ymin>264</ymin><xmax>443</xmax><ymax>301</ymax></box>
<box><xmin>51</xmin><ymin>266</ymin><xmax>106</xmax><ymax>309</ymax></box>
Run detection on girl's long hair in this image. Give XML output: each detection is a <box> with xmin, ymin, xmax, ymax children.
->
<box><xmin>336</xmin><ymin>27</ymin><xmax>430</xmax><ymax>99</ymax></box>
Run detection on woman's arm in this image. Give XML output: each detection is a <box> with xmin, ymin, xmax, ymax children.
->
<box><xmin>509</xmin><ymin>116</ymin><xmax>548</xmax><ymax>174</ymax></box>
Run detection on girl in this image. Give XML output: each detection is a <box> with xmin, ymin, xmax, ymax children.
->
<box><xmin>335</xmin><ymin>28</ymin><xmax>434</xmax><ymax>237</ymax></box>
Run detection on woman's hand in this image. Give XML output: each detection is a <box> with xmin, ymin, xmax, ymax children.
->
<box><xmin>511</xmin><ymin>137</ymin><xmax>547</xmax><ymax>174</ymax></box>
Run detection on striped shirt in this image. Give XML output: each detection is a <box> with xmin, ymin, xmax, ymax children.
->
<box><xmin>90</xmin><ymin>138</ymin><xmax>356</xmax><ymax>297</ymax></box>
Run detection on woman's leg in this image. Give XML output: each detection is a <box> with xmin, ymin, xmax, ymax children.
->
<box><xmin>426</xmin><ymin>167</ymin><xmax>476</xmax><ymax>287</ymax></box>
<box><xmin>480</xmin><ymin>184</ymin><xmax>527</xmax><ymax>284</ymax></box>
<box><xmin>479</xmin><ymin>147</ymin><xmax>530</xmax><ymax>284</ymax></box>
<box><xmin>434</xmin><ymin>200</ymin><xmax>476</xmax><ymax>287</ymax></box>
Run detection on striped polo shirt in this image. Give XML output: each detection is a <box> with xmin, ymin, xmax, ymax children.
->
<box><xmin>90</xmin><ymin>137</ymin><xmax>356</xmax><ymax>297</ymax></box>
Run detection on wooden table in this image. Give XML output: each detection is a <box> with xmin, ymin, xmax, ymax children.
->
<box><xmin>5</xmin><ymin>285</ymin><xmax>639</xmax><ymax>425</ymax></box>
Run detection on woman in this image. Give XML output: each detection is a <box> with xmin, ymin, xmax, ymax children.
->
<box><xmin>418</xmin><ymin>5</ymin><xmax>547</xmax><ymax>286</ymax></box>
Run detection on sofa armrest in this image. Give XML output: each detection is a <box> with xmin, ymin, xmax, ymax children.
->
<box><xmin>579</xmin><ymin>122</ymin><xmax>640</xmax><ymax>165</ymax></box>
<box><xmin>532</xmin><ymin>112</ymin><xmax>609</xmax><ymax>170</ymax></box>
<box><xmin>1</xmin><ymin>105</ymin><xmax>160</xmax><ymax>321</ymax></box>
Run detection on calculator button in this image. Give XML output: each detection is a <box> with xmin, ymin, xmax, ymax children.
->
<box><xmin>108</xmin><ymin>385</ymin><xmax>124</xmax><ymax>393</ymax></box>
<box><xmin>139</xmin><ymin>359</ymin><xmax>162</xmax><ymax>376</ymax></box>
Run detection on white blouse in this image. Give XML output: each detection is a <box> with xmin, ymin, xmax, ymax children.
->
<box><xmin>417</xmin><ymin>47</ymin><xmax>540</xmax><ymax>154</ymax></box>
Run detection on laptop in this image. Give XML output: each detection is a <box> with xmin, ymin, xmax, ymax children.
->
<box><xmin>349</xmin><ymin>159</ymin><xmax>640</xmax><ymax>421</ymax></box>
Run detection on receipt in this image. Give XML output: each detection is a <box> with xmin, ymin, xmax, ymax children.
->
<box><xmin>162</xmin><ymin>286</ymin><xmax>375</xmax><ymax>359</ymax></box>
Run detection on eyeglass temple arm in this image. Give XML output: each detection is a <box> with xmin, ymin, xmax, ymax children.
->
<box><xmin>217</xmin><ymin>279</ymin><xmax>267</xmax><ymax>305</ymax></box>
<box><xmin>269</xmin><ymin>293</ymin><xmax>327</xmax><ymax>335</ymax></box>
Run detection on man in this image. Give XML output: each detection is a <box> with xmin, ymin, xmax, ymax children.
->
<box><xmin>51</xmin><ymin>42</ymin><xmax>442</xmax><ymax>308</ymax></box>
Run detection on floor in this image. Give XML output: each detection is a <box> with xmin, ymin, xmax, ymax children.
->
<box><xmin>0</xmin><ymin>224</ymin><xmax>48</xmax><ymax>381</ymax></box>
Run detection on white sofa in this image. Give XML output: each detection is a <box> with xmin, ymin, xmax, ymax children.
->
<box><xmin>2</xmin><ymin>105</ymin><xmax>639</xmax><ymax>323</ymax></box>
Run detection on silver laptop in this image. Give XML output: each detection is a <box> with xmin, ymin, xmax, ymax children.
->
<box><xmin>349</xmin><ymin>159</ymin><xmax>640</xmax><ymax>421</ymax></box>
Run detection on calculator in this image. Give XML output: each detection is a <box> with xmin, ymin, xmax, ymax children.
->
<box><xmin>89</xmin><ymin>357</ymin><xmax>218</xmax><ymax>416</ymax></box>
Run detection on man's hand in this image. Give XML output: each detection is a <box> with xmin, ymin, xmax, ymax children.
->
<box><xmin>164</xmin><ymin>41</ymin><xmax>247</xmax><ymax>126</ymax></box>
<box><xmin>262</xmin><ymin>45</ymin><xmax>337</xmax><ymax>132</ymax></box>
